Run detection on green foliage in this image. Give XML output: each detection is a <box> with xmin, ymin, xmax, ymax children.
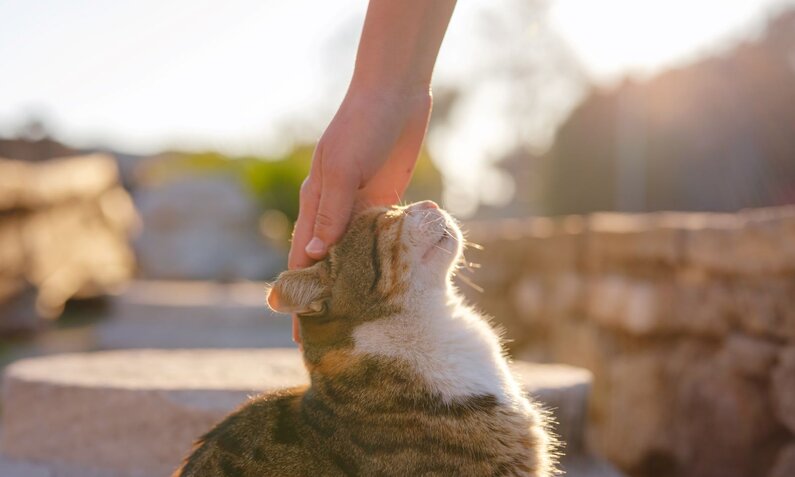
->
<box><xmin>145</xmin><ymin>144</ymin><xmax>442</xmax><ymax>225</ymax></box>
<box><xmin>239</xmin><ymin>145</ymin><xmax>312</xmax><ymax>222</ymax></box>
<box><xmin>145</xmin><ymin>147</ymin><xmax>312</xmax><ymax>222</ymax></box>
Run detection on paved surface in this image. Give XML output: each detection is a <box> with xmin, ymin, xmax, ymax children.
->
<box><xmin>1</xmin><ymin>348</ymin><xmax>609</xmax><ymax>477</ymax></box>
<box><xmin>97</xmin><ymin>280</ymin><xmax>294</xmax><ymax>349</ymax></box>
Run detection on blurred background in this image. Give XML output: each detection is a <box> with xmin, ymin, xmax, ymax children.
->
<box><xmin>1</xmin><ymin>1</ymin><xmax>795</xmax><ymax>476</ymax></box>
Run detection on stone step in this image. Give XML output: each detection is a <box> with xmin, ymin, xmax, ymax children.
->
<box><xmin>560</xmin><ymin>454</ymin><xmax>624</xmax><ymax>477</ymax></box>
<box><xmin>96</xmin><ymin>280</ymin><xmax>294</xmax><ymax>349</ymax></box>
<box><xmin>0</xmin><ymin>452</ymin><xmax>623</xmax><ymax>477</ymax></box>
<box><xmin>1</xmin><ymin>349</ymin><xmax>604</xmax><ymax>477</ymax></box>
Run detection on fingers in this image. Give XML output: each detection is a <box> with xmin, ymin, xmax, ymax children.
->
<box><xmin>306</xmin><ymin>166</ymin><xmax>359</xmax><ymax>260</ymax></box>
<box><xmin>288</xmin><ymin>178</ymin><xmax>320</xmax><ymax>271</ymax></box>
<box><xmin>287</xmin><ymin>177</ymin><xmax>321</xmax><ymax>349</ymax></box>
<box><xmin>291</xmin><ymin>316</ymin><xmax>302</xmax><ymax>349</ymax></box>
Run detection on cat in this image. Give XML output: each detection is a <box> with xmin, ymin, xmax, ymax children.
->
<box><xmin>174</xmin><ymin>200</ymin><xmax>556</xmax><ymax>476</ymax></box>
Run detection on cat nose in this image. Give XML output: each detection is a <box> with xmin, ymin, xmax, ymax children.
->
<box><xmin>413</xmin><ymin>200</ymin><xmax>439</xmax><ymax>210</ymax></box>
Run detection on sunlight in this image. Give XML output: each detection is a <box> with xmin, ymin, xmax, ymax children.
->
<box><xmin>549</xmin><ymin>0</ymin><xmax>783</xmax><ymax>82</ymax></box>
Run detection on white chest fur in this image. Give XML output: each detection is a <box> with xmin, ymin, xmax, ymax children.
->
<box><xmin>352</xmin><ymin>291</ymin><xmax>525</xmax><ymax>407</ymax></box>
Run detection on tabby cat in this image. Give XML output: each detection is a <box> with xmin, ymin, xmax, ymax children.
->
<box><xmin>175</xmin><ymin>200</ymin><xmax>556</xmax><ymax>476</ymax></box>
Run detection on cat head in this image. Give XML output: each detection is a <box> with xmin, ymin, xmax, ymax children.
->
<box><xmin>266</xmin><ymin>200</ymin><xmax>463</xmax><ymax>327</ymax></box>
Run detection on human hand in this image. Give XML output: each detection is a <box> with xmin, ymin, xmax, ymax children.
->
<box><xmin>287</xmin><ymin>86</ymin><xmax>432</xmax><ymax>344</ymax></box>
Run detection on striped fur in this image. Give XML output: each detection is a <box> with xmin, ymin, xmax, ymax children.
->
<box><xmin>174</xmin><ymin>202</ymin><xmax>556</xmax><ymax>476</ymax></box>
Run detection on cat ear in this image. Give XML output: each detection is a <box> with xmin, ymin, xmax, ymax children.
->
<box><xmin>266</xmin><ymin>264</ymin><xmax>328</xmax><ymax>315</ymax></box>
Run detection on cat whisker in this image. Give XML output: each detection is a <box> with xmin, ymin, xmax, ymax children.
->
<box><xmin>432</xmin><ymin>243</ymin><xmax>453</xmax><ymax>255</ymax></box>
<box><xmin>455</xmin><ymin>272</ymin><xmax>484</xmax><ymax>293</ymax></box>
<box><xmin>465</xmin><ymin>241</ymin><xmax>484</xmax><ymax>250</ymax></box>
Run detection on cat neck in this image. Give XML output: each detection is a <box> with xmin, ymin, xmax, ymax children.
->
<box><xmin>350</xmin><ymin>286</ymin><xmax>525</xmax><ymax>406</ymax></box>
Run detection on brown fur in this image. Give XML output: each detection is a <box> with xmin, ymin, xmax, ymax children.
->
<box><xmin>174</xmin><ymin>205</ymin><xmax>555</xmax><ymax>476</ymax></box>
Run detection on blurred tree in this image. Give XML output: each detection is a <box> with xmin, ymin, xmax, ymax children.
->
<box><xmin>543</xmin><ymin>10</ymin><xmax>795</xmax><ymax>215</ymax></box>
<box><xmin>136</xmin><ymin>144</ymin><xmax>442</xmax><ymax>225</ymax></box>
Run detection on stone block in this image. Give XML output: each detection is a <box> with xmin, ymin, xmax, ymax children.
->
<box><xmin>0</xmin><ymin>155</ymin><xmax>137</xmax><ymax>324</ymax></box>
<box><xmin>684</xmin><ymin>206</ymin><xmax>795</xmax><ymax>275</ymax></box>
<box><xmin>0</xmin><ymin>154</ymin><xmax>120</xmax><ymax>210</ymax></box>
<box><xmin>465</xmin><ymin>216</ymin><xmax>583</xmax><ymax>273</ymax></box>
<box><xmin>733</xmin><ymin>279</ymin><xmax>795</xmax><ymax>340</ymax></box>
<box><xmin>772</xmin><ymin>346</ymin><xmax>795</xmax><ymax>434</ymax></box>
<box><xmin>560</xmin><ymin>453</ymin><xmax>624</xmax><ymax>477</ymax></box>
<box><xmin>595</xmin><ymin>352</ymin><xmax>673</xmax><ymax>470</ymax></box>
<box><xmin>671</xmin><ymin>277</ymin><xmax>733</xmax><ymax>337</ymax></box>
<box><xmin>513</xmin><ymin>275</ymin><xmax>545</xmax><ymax>320</ymax></box>
<box><xmin>585</xmin><ymin>275</ymin><xmax>671</xmax><ymax>335</ymax></box>
<box><xmin>720</xmin><ymin>334</ymin><xmax>780</xmax><ymax>379</ymax></box>
<box><xmin>514</xmin><ymin>273</ymin><xmax>584</xmax><ymax>324</ymax></box>
<box><xmin>674</xmin><ymin>357</ymin><xmax>784</xmax><ymax>477</ymax></box>
<box><xmin>584</xmin><ymin>212</ymin><xmax>683</xmax><ymax>270</ymax></box>
<box><xmin>769</xmin><ymin>443</ymin><xmax>795</xmax><ymax>477</ymax></box>
<box><xmin>1</xmin><ymin>349</ymin><xmax>594</xmax><ymax>477</ymax></box>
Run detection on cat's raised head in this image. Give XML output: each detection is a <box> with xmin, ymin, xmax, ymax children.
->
<box><xmin>266</xmin><ymin>201</ymin><xmax>462</xmax><ymax>352</ymax></box>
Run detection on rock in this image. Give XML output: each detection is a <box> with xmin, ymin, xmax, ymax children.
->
<box><xmin>721</xmin><ymin>334</ymin><xmax>780</xmax><ymax>379</ymax></box>
<box><xmin>465</xmin><ymin>216</ymin><xmax>582</xmax><ymax>272</ymax></box>
<box><xmin>134</xmin><ymin>176</ymin><xmax>284</xmax><ymax>280</ymax></box>
<box><xmin>0</xmin><ymin>154</ymin><xmax>120</xmax><ymax>210</ymax></box>
<box><xmin>585</xmin><ymin>275</ymin><xmax>670</xmax><ymax>335</ymax></box>
<box><xmin>733</xmin><ymin>279</ymin><xmax>795</xmax><ymax>340</ymax></box>
<box><xmin>461</xmin><ymin>205</ymin><xmax>795</xmax><ymax>477</ymax></box>
<box><xmin>560</xmin><ymin>453</ymin><xmax>625</xmax><ymax>477</ymax></box>
<box><xmin>595</xmin><ymin>352</ymin><xmax>673</xmax><ymax>470</ymax></box>
<box><xmin>584</xmin><ymin>212</ymin><xmax>683</xmax><ymax>270</ymax></box>
<box><xmin>769</xmin><ymin>444</ymin><xmax>795</xmax><ymax>477</ymax></box>
<box><xmin>0</xmin><ymin>287</ymin><xmax>41</xmax><ymax>334</ymax></box>
<box><xmin>0</xmin><ymin>155</ymin><xmax>137</xmax><ymax>326</ymax></box>
<box><xmin>511</xmin><ymin>362</ymin><xmax>592</xmax><ymax>454</ymax></box>
<box><xmin>772</xmin><ymin>347</ymin><xmax>795</xmax><ymax>434</ymax></box>
<box><xmin>0</xmin><ymin>455</ymin><xmax>50</xmax><ymax>477</ymax></box>
<box><xmin>513</xmin><ymin>276</ymin><xmax>544</xmax><ymax>319</ymax></box>
<box><xmin>672</xmin><ymin>277</ymin><xmax>733</xmax><ymax>337</ymax></box>
<box><xmin>513</xmin><ymin>273</ymin><xmax>583</xmax><ymax>323</ymax></box>
<box><xmin>1</xmin><ymin>349</ymin><xmax>593</xmax><ymax>477</ymax></box>
<box><xmin>674</xmin><ymin>359</ymin><xmax>784</xmax><ymax>477</ymax></box>
<box><xmin>684</xmin><ymin>208</ymin><xmax>795</xmax><ymax>275</ymax></box>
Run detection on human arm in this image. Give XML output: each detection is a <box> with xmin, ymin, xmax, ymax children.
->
<box><xmin>289</xmin><ymin>0</ymin><xmax>457</xmax><ymax>269</ymax></box>
<box><xmin>287</xmin><ymin>0</ymin><xmax>456</xmax><ymax>344</ymax></box>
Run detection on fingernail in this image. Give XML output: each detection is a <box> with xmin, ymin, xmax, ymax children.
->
<box><xmin>305</xmin><ymin>237</ymin><xmax>326</xmax><ymax>256</ymax></box>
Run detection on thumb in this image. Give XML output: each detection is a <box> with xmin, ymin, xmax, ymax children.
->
<box><xmin>305</xmin><ymin>168</ymin><xmax>358</xmax><ymax>260</ymax></box>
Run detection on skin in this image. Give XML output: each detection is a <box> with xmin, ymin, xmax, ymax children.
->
<box><xmin>288</xmin><ymin>0</ymin><xmax>458</xmax><ymax>344</ymax></box>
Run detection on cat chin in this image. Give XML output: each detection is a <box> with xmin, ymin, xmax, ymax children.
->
<box><xmin>420</xmin><ymin>233</ymin><xmax>459</xmax><ymax>264</ymax></box>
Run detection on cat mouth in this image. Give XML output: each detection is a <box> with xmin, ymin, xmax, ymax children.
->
<box><xmin>421</xmin><ymin>226</ymin><xmax>458</xmax><ymax>261</ymax></box>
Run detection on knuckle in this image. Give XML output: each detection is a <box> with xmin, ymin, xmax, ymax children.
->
<box><xmin>299</xmin><ymin>179</ymin><xmax>315</xmax><ymax>201</ymax></box>
<box><xmin>314</xmin><ymin>210</ymin><xmax>338</xmax><ymax>234</ymax></box>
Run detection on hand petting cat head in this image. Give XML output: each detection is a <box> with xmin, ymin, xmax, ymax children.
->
<box><xmin>266</xmin><ymin>201</ymin><xmax>462</xmax><ymax>340</ymax></box>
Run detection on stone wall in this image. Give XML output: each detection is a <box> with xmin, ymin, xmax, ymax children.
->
<box><xmin>463</xmin><ymin>205</ymin><xmax>795</xmax><ymax>477</ymax></box>
<box><xmin>0</xmin><ymin>155</ymin><xmax>138</xmax><ymax>330</ymax></box>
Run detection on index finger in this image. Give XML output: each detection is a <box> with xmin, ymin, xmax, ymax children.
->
<box><xmin>288</xmin><ymin>178</ymin><xmax>320</xmax><ymax>271</ymax></box>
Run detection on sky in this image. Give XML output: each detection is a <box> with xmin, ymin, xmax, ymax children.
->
<box><xmin>1</xmin><ymin>0</ymin><xmax>793</xmax><ymax>213</ymax></box>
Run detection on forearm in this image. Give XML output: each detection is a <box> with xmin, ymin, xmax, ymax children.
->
<box><xmin>350</xmin><ymin>0</ymin><xmax>457</xmax><ymax>94</ymax></box>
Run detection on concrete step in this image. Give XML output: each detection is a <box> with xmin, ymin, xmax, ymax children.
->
<box><xmin>561</xmin><ymin>454</ymin><xmax>625</xmax><ymax>477</ymax></box>
<box><xmin>0</xmin><ymin>453</ymin><xmax>623</xmax><ymax>477</ymax></box>
<box><xmin>0</xmin><ymin>349</ymin><xmax>606</xmax><ymax>477</ymax></box>
<box><xmin>96</xmin><ymin>281</ymin><xmax>294</xmax><ymax>349</ymax></box>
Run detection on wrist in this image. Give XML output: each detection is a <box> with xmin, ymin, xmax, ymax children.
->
<box><xmin>349</xmin><ymin>69</ymin><xmax>431</xmax><ymax>99</ymax></box>
<box><xmin>345</xmin><ymin>78</ymin><xmax>432</xmax><ymax>112</ymax></box>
